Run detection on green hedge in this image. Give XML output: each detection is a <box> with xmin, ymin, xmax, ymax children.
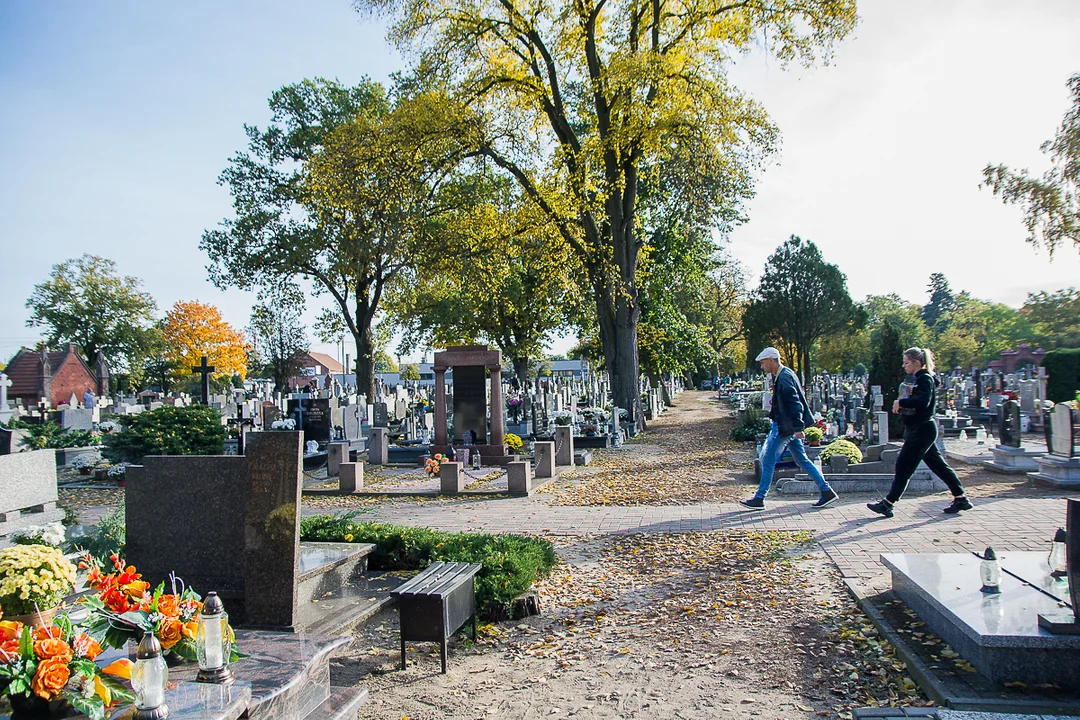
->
<box><xmin>1043</xmin><ymin>348</ymin><xmax>1080</xmax><ymax>403</ymax></box>
<box><xmin>102</xmin><ymin>405</ymin><xmax>226</xmax><ymax>463</ymax></box>
<box><xmin>300</xmin><ymin>513</ymin><xmax>557</xmax><ymax>620</ymax></box>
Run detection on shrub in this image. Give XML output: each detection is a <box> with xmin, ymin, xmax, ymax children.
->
<box><xmin>300</xmin><ymin>513</ymin><xmax>557</xmax><ymax>620</ymax></box>
<box><xmin>17</xmin><ymin>421</ymin><xmax>100</xmax><ymax>449</ymax></box>
<box><xmin>102</xmin><ymin>405</ymin><xmax>226</xmax><ymax>463</ymax></box>
<box><xmin>803</xmin><ymin>426</ymin><xmax>824</xmax><ymax>442</ymax></box>
<box><xmin>68</xmin><ymin>504</ymin><xmax>126</xmax><ymax>565</ymax></box>
<box><xmin>820</xmin><ymin>438</ymin><xmax>862</xmax><ymax>465</ymax></box>
<box><xmin>1043</xmin><ymin>348</ymin><xmax>1080</xmax><ymax>403</ymax></box>
<box><xmin>730</xmin><ymin>406</ymin><xmax>772</xmax><ymax>441</ymax></box>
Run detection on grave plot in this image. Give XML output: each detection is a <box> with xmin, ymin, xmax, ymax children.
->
<box><xmin>340</xmin><ymin>464</ymin><xmax>511</xmax><ymax>495</ymax></box>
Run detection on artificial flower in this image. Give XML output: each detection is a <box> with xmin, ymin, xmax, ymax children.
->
<box><xmin>31</xmin><ymin>656</ymin><xmax>70</xmax><ymax>700</ymax></box>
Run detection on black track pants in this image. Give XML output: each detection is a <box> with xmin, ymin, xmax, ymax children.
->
<box><xmin>886</xmin><ymin>420</ymin><xmax>965</xmax><ymax>504</ymax></box>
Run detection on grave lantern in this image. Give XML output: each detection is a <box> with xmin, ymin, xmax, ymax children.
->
<box><xmin>195</xmin><ymin>592</ymin><xmax>234</xmax><ymax>685</ymax></box>
<box><xmin>131</xmin><ymin>630</ymin><xmax>169</xmax><ymax>719</ymax></box>
<box><xmin>980</xmin><ymin>547</ymin><xmax>1001</xmax><ymax>594</ymax></box>
<box><xmin>471</xmin><ymin>450</ymin><xmax>481</xmax><ymax>470</ymax></box>
<box><xmin>1049</xmin><ymin>528</ymin><xmax>1068</xmax><ymax>578</ymax></box>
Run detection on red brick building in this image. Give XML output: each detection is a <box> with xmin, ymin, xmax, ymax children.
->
<box><xmin>4</xmin><ymin>344</ymin><xmax>102</xmax><ymax>410</ymax></box>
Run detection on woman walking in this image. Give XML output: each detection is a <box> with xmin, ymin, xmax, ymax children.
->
<box><xmin>867</xmin><ymin>348</ymin><xmax>973</xmax><ymax>518</ymax></box>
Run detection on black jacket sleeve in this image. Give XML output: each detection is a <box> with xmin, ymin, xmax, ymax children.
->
<box><xmin>775</xmin><ymin>369</ymin><xmax>808</xmax><ymax>434</ymax></box>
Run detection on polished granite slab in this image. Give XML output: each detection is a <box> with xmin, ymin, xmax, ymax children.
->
<box><xmin>297</xmin><ymin>541</ymin><xmax>373</xmax><ymax>578</ymax></box>
<box><xmin>1</xmin><ymin>681</ymin><xmax>251</xmax><ymax>720</ymax></box>
<box><xmin>882</xmin><ymin>551</ymin><xmax>1080</xmax><ymax>686</ymax></box>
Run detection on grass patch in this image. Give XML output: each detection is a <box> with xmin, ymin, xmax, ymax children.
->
<box><xmin>300</xmin><ymin>512</ymin><xmax>557</xmax><ymax>620</ymax></box>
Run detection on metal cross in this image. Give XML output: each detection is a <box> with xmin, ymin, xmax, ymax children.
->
<box><xmin>192</xmin><ymin>356</ymin><xmax>216</xmax><ymax>405</ymax></box>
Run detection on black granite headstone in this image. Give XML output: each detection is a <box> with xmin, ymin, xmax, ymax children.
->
<box><xmin>0</xmin><ymin>426</ymin><xmax>10</xmax><ymax>455</ymax></box>
<box><xmin>286</xmin><ymin>398</ymin><xmax>331</xmax><ymax>445</ymax></box>
<box><xmin>453</xmin><ymin>365</ymin><xmax>487</xmax><ymax>444</ymax></box>
<box><xmin>999</xmin><ymin>400</ymin><xmax>1021</xmax><ymax>448</ymax></box>
<box><xmin>372</xmin><ymin>403</ymin><xmax>388</xmax><ymax>428</ymax></box>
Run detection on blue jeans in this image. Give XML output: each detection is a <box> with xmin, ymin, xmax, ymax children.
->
<box><xmin>755</xmin><ymin>422</ymin><xmax>831</xmax><ymax>499</ymax></box>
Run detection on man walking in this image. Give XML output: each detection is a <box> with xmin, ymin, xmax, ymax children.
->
<box><xmin>740</xmin><ymin>347</ymin><xmax>838</xmax><ymax>511</ymax></box>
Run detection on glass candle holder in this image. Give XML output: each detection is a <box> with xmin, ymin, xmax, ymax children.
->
<box><xmin>195</xmin><ymin>592</ymin><xmax>234</xmax><ymax>685</ymax></box>
<box><xmin>132</xmin><ymin>631</ymin><xmax>169</xmax><ymax>719</ymax></box>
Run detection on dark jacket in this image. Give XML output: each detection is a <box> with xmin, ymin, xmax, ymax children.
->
<box><xmin>768</xmin><ymin>366</ymin><xmax>815</xmax><ymax>436</ymax></box>
<box><xmin>897</xmin><ymin>368</ymin><xmax>937</xmax><ymax>426</ymax></box>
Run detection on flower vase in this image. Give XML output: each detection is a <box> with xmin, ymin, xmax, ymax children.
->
<box><xmin>6</xmin><ymin>605</ymin><xmax>61</xmax><ymax>631</ymax></box>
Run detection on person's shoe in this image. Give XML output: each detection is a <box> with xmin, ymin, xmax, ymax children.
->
<box><xmin>943</xmin><ymin>496</ymin><xmax>974</xmax><ymax>514</ymax></box>
<box><xmin>812</xmin><ymin>488</ymin><xmax>839</xmax><ymax>509</ymax></box>
<box><xmin>866</xmin><ymin>500</ymin><xmax>894</xmax><ymax>518</ymax></box>
<box><xmin>739</xmin><ymin>497</ymin><xmax>766</xmax><ymax>511</ymax></box>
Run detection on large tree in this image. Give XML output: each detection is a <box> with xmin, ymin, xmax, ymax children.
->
<box><xmin>1022</xmin><ymin>288</ymin><xmax>1080</xmax><ymax>349</ymax></box>
<box><xmin>743</xmin><ymin>235</ymin><xmax>864</xmax><ymax>383</ymax></box>
<box><xmin>25</xmin><ymin>254</ymin><xmax>158</xmax><ymax>372</ymax></box>
<box><xmin>202</xmin><ymin>78</ymin><xmax>466</xmax><ymax>399</ymax></box>
<box><xmin>357</xmin><ymin>0</ymin><xmax>857</xmax><ymax>419</ymax></box>
<box><xmin>921</xmin><ymin>273</ymin><xmax>955</xmax><ymax>330</ymax></box>
<box><xmin>394</xmin><ymin>171</ymin><xmax>577</xmax><ymax>384</ymax></box>
<box><xmin>982</xmin><ymin>73</ymin><xmax>1080</xmax><ymax>257</ymax></box>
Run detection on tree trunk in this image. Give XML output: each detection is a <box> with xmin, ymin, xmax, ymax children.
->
<box><xmin>353</xmin><ymin>325</ymin><xmax>376</xmax><ymax>401</ymax></box>
<box><xmin>513</xmin><ymin>357</ymin><xmax>529</xmax><ymax>388</ymax></box>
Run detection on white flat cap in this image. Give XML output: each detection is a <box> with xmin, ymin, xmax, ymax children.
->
<box><xmin>755</xmin><ymin>347</ymin><xmax>781</xmax><ymax>361</ymax></box>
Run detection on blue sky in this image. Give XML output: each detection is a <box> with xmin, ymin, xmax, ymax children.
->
<box><xmin>2</xmin><ymin>1</ymin><xmax>1080</xmax><ymax>368</ymax></box>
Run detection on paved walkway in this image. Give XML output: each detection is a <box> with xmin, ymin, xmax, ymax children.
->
<box><xmin>343</xmin><ymin>493</ymin><xmax>1069</xmax><ymax>586</ymax></box>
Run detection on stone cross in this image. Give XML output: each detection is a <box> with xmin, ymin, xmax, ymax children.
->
<box><xmin>192</xmin><ymin>356</ymin><xmax>216</xmax><ymax>405</ymax></box>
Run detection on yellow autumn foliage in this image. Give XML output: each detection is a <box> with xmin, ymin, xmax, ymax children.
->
<box><xmin>162</xmin><ymin>301</ymin><xmax>251</xmax><ymax>382</ymax></box>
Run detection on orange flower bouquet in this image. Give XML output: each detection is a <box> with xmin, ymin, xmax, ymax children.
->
<box><xmin>0</xmin><ymin>611</ymin><xmax>133</xmax><ymax>719</ymax></box>
<box><xmin>77</xmin><ymin>553</ymin><xmax>239</xmax><ymax>663</ymax></box>
<box><xmin>424</xmin><ymin>453</ymin><xmax>447</xmax><ymax>476</ymax></box>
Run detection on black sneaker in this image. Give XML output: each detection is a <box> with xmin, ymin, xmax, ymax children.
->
<box><xmin>866</xmin><ymin>500</ymin><xmax>894</xmax><ymax>518</ymax></box>
<box><xmin>943</xmin><ymin>496</ymin><xmax>973</xmax><ymax>514</ymax></box>
<box><xmin>812</xmin><ymin>488</ymin><xmax>839</xmax><ymax>509</ymax></box>
<box><xmin>739</xmin><ymin>497</ymin><xmax>766</xmax><ymax>511</ymax></box>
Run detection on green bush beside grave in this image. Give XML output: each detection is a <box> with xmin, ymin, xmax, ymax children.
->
<box><xmin>1</xmin><ymin>419</ymin><xmax>99</xmax><ymax>449</ymax></box>
<box><xmin>729</xmin><ymin>406</ymin><xmax>772</xmax><ymax>441</ymax></box>
<box><xmin>300</xmin><ymin>513</ymin><xmax>557</xmax><ymax>620</ymax></box>
<box><xmin>1043</xmin><ymin>348</ymin><xmax>1080</xmax><ymax>403</ymax></box>
<box><xmin>102</xmin><ymin>405</ymin><xmax>226</xmax><ymax>463</ymax></box>
<box><xmin>819</xmin><ymin>438</ymin><xmax>862</xmax><ymax>465</ymax></box>
<box><xmin>68</xmin><ymin>504</ymin><xmax>126</xmax><ymax>565</ymax></box>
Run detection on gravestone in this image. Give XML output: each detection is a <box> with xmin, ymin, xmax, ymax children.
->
<box><xmin>342</xmin><ymin>404</ymin><xmax>363</xmax><ymax>440</ymax></box>
<box><xmin>1029</xmin><ymin>405</ymin><xmax>1080</xmax><ymax>487</ymax></box>
<box><xmin>126</xmin><ymin>432</ymin><xmax>366</xmax><ymax>632</ymax></box>
<box><xmin>287</xmin><ymin>398</ymin><xmax>331</xmax><ymax>445</ymax></box>
<box><xmin>261</xmin><ymin>402</ymin><xmax>281</xmax><ymax>429</ymax></box>
<box><xmin>372</xmin><ymin>403</ymin><xmax>389</xmax><ymax>429</ymax></box>
<box><xmin>0</xmin><ymin>449</ymin><xmax>65</xmax><ymax>534</ymax></box>
<box><xmin>998</xmin><ymin>400</ymin><xmax>1021</xmax><ymax>448</ymax></box>
<box><xmin>452</xmin><ymin>365</ymin><xmax>487</xmax><ymax>444</ymax></box>
<box><xmin>59</xmin><ymin>407</ymin><xmax>94</xmax><ymax>431</ymax></box>
<box><xmin>0</xmin><ymin>425</ymin><xmax>10</xmax><ymax>455</ymax></box>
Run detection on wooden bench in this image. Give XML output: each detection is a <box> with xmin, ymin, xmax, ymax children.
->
<box><xmin>391</xmin><ymin>561</ymin><xmax>482</xmax><ymax>673</ymax></box>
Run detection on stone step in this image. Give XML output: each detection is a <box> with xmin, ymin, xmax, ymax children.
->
<box><xmin>312</xmin><ymin>686</ymin><xmax>369</xmax><ymax>720</ymax></box>
<box><xmin>780</xmin><ymin>472</ymin><xmax>943</xmax><ymax>495</ymax></box>
<box><xmin>296</xmin><ymin>542</ymin><xmax>375</xmax><ymax>610</ymax></box>
<box><xmin>574</xmin><ymin>449</ymin><xmax>593</xmax><ymax>466</ymax></box>
<box><xmin>297</xmin><ymin>571</ymin><xmax>403</xmax><ymax>637</ymax></box>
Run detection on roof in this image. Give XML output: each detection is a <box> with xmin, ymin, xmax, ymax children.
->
<box><xmin>300</xmin><ymin>351</ymin><xmax>344</xmax><ymax>374</ymax></box>
<box><xmin>5</xmin><ymin>345</ymin><xmax>97</xmax><ymax>397</ymax></box>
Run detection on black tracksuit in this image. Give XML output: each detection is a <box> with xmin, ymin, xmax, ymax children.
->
<box><xmin>886</xmin><ymin>369</ymin><xmax>965</xmax><ymax>503</ymax></box>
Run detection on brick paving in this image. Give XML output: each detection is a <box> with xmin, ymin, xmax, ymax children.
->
<box><xmin>330</xmin><ymin>492</ymin><xmax>1070</xmax><ymax>586</ymax></box>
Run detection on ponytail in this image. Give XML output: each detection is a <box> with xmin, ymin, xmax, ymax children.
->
<box><xmin>904</xmin><ymin>347</ymin><xmax>935</xmax><ymax>374</ymax></box>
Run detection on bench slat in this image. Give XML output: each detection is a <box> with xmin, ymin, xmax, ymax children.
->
<box><xmin>392</xmin><ymin>562</ymin><xmax>481</xmax><ymax>598</ymax></box>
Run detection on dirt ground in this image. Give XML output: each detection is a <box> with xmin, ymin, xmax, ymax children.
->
<box><xmin>337</xmin><ymin>532</ymin><xmax>927</xmax><ymax>720</ymax></box>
